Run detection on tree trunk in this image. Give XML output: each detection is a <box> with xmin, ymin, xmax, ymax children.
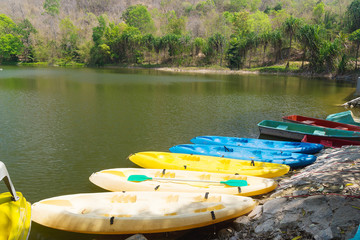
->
<box><xmin>356</xmin><ymin>43</ymin><xmax>359</xmax><ymax>70</ymax></box>
<box><xmin>263</xmin><ymin>44</ymin><xmax>267</xmax><ymax>65</ymax></box>
<box><xmin>286</xmin><ymin>34</ymin><xmax>292</xmax><ymax>69</ymax></box>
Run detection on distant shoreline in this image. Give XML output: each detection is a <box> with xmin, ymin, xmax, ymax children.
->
<box><xmin>12</xmin><ymin>63</ymin><xmax>360</xmax><ymax>81</ymax></box>
<box><xmin>115</xmin><ymin>66</ymin><xmax>359</xmax><ymax>81</ymax></box>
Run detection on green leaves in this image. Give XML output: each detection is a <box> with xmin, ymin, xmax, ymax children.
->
<box><xmin>43</xmin><ymin>0</ymin><xmax>60</xmax><ymax>17</ymax></box>
<box><xmin>0</xmin><ymin>34</ymin><xmax>23</xmax><ymax>61</ymax></box>
<box><xmin>122</xmin><ymin>5</ymin><xmax>155</xmax><ymax>34</ymax></box>
<box><xmin>346</xmin><ymin>0</ymin><xmax>360</xmax><ymax>32</ymax></box>
<box><xmin>0</xmin><ymin>14</ymin><xmax>23</xmax><ymax>63</ymax></box>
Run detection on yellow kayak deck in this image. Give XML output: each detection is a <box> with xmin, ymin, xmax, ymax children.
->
<box><xmin>32</xmin><ymin>191</ymin><xmax>257</xmax><ymax>234</ymax></box>
<box><xmin>90</xmin><ymin>168</ymin><xmax>277</xmax><ymax>196</ymax></box>
<box><xmin>0</xmin><ymin>192</ymin><xmax>31</xmax><ymax>240</ymax></box>
<box><xmin>128</xmin><ymin>152</ymin><xmax>290</xmax><ymax>178</ymax></box>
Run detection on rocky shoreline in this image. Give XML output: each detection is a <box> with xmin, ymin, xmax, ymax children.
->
<box><xmin>125</xmin><ymin>146</ymin><xmax>360</xmax><ymax>240</ymax></box>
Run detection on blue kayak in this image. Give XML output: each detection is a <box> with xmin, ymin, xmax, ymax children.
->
<box><xmin>169</xmin><ymin>144</ymin><xmax>317</xmax><ymax>168</ymax></box>
<box><xmin>190</xmin><ymin>136</ymin><xmax>323</xmax><ymax>154</ymax></box>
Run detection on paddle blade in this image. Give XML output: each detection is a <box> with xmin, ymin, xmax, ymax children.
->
<box><xmin>221</xmin><ymin>179</ymin><xmax>248</xmax><ymax>187</ymax></box>
<box><xmin>127</xmin><ymin>175</ymin><xmax>152</xmax><ymax>182</ymax></box>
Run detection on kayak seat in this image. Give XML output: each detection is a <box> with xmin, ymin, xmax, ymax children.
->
<box><xmin>155</xmin><ymin>171</ymin><xmax>175</xmax><ymax>178</ymax></box>
<box><xmin>111</xmin><ymin>194</ymin><xmax>137</xmax><ymax>203</ymax></box>
<box><xmin>276</xmin><ymin>125</ymin><xmax>288</xmax><ymax>130</ymax></box>
<box><xmin>166</xmin><ymin>195</ymin><xmax>179</xmax><ymax>203</ymax></box>
<box><xmin>194</xmin><ymin>204</ymin><xmax>225</xmax><ymax>213</ymax></box>
<box><xmin>313</xmin><ymin>130</ymin><xmax>326</xmax><ymax>136</ymax></box>
<box><xmin>199</xmin><ymin>174</ymin><xmax>211</xmax><ymax>180</ymax></box>
<box><xmin>194</xmin><ymin>195</ymin><xmax>222</xmax><ymax>203</ymax></box>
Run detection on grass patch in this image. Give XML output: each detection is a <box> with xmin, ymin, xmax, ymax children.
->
<box><xmin>18</xmin><ymin>62</ymin><xmax>49</xmax><ymax>67</ymax></box>
<box><xmin>248</xmin><ymin>62</ymin><xmax>302</xmax><ymax>73</ymax></box>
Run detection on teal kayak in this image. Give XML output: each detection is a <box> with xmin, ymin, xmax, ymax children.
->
<box><xmin>190</xmin><ymin>136</ymin><xmax>323</xmax><ymax>154</ymax></box>
<box><xmin>258</xmin><ymin>120</ymin><xmax>360</xmax><ymax>141</ymax></box>
<box><xmin>326</xmin><ymin>111</ymin><xmax>360</xmax><ymax>126</ymax></box>
<box><xmin>169</xmin><ymin>144</ymin><xmax>317</xmax><ymax>167</ymax></box>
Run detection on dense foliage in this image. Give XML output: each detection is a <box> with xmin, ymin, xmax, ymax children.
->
<box><xmin>0</xmin><ymin>0</ymin><xmax>360</xmax><ymax>74</ymax></box>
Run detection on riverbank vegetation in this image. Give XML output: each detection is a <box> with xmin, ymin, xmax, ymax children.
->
<box><xmin>1</xmin><ymin>0</ymin><xmax>360</xmax><ymax>75</ymax></box>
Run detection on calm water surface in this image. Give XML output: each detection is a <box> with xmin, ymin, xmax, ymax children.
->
<box><xmin>0</xmin><ymin>66</ymin><xmax>355</xmax><ymax>239</ymax></box>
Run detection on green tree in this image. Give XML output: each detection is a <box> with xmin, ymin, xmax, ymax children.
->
<box><xmin>161</xmin><ymin>34</ymin><xmax>181</xmax><ymax>61</ymax></box>
<box><xmin>194</xmin><ymin>37</ymin><xmax>206</xmax><ymax>56</ymax></box>
<box><xmin>122</xmin><ymin>5</ymin><xmax>155</xmax><ymax>34</ymax></box>
<box><xmin>260</xmin><ymin>32</ymin><xmax>271</xmax><ymax>65</ymax></box>
<box><xmin>90</xmin><ymin>15</ymin><xmax>111</xmax><ymax>66</ymax></box>
<box><xmin>0</xmin><ymin>14</ymin><xmax>16</xmax><ymax>34</ymax></box>
<box><xmin>119</xmin><ymin>26</ymin><xmax>143</xmax><ymax>63</ymax></box>
<box><xmin>195</xmin><ymin>0</ymin><xmax>215</xmax><ymax>14</ymax></box>
<box><xmin>142</xmin><ymin>33</ymin><xmax>155</xmax><ymax>64</ymax></box>
<box><xmin>166</xmin><ymin>13</ymin><xmax>186</xmax><ymax>36</ymax></box>
<box><xmin>0</xmin><ymin>14</ymin><xmax>23</xmax><ymax>63</ymax></box>
<box><xmin>226</xmin><ymin>36</ymin><xmax>246</xmax><ymax>69</ymax></box>
<box><xmin>43</xmin><ymin>0</ymin><xmax>60</xmax><ymax>17</ymax></box>
<box><xmin>43</xmin><ymin>0</ymin><xmax>61</xmax><ymax>61</ymax></box>
<box><xmin>297</xmin><ymin>24</ymin><xmax>323</xmax><ymax>72</ymax></box>
<box><xmin>92</xmin><ymin>15</ymin><xmax>108</xmax><ymax>46</ymax></box>
<box><xmin>0</xmin><ymin>34</ymin><xmax>23</xmax><ymax>62</ymax></box>
<box><xmin>224</xmin><ymin>11</ymin><xmax>250</xmax><ymax>36</ymax></box>
<box><xmin>248</xmin><ymin>11</ymin><xmax>271</xmax><ymax>35</ymax></box>
<box><xmin>245</xmin><ymin>32</ymin><xmax>258</xmax><ymax>68</ymax></box>
<box><xmin>224</xmin><ymin>0</ymin><xmax>248</xmax><ymax>12</ymax></box>
<box><xmin>60</xmin><ymin>18</ymin><xmax>79</xmax><ymax>61</ymax></box>
<box><xmin>205</xmin><ymin>33</ymin><xmax>225</xmax><ymax>65</ymax></box>
<box><xmin>283</xmin><ymin>16</ymin><xmax>302</xmax><ymax>68</ymax></box>
<box><xmin>313</xmin><ymin>2</ymin><xmax>325</xmax><ymax>24</ymax></box>
<box><xmin>346</xmin><ymin>0</ymin><xmax>360</xmax><ymax>32</ymax></box>
<box><xmin>90</xmin><ymin>43</ymin><xmax>111</xmax><ymax>66</ymax></box>
<box><xmin>17</xmin><ymin>19</ymin><xmax>37</xmax><ymax>62</ymax></box>
<box><xmin>320</xmin><ymin>38</ymin><xmax>341</xmax><ymax>72</ymax></box>
<box><xmin>349</xmin><ymin>29</ymin><xmax>360</xmax><ymax>69</ymax></box>
<box><xmin>270</xmin><ymin>29</ymin><xmax>283</xmax><ymax>64</ymax></box>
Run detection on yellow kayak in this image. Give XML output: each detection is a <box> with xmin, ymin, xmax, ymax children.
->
<box><xmin>90</xmin><ymin>168</ymin><xmax>277</xmax><ymax>196</ymax></box>
<box><xmin>0</xmin><ymin>162</ymin><xmax>31</xmax><ymax>240</ymax></box>
<box><xmin>128</xmin><ymin>152</ymin><xmax>290</xmax><ymax>178</ymax></box>
<box><xmin>32</xmin><ymin>191</ymin><xmax>257</xmax><ymax>234</ymax></box>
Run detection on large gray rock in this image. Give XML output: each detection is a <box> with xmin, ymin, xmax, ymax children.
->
<box><xmin>216</xmin><ymin>147</ymin><xmax>360</xmax><ymax>240</ymax></box>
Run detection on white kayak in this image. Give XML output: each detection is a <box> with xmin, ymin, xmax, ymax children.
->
<box><xmin>89</xmin><ymin>168</ymin><xmax>277</xmax><ymax>196</ymax></box>
<box><xmin>31</xmin><ymin>191</ymin><xmax>257</xmax><ymax>234</ymax></box>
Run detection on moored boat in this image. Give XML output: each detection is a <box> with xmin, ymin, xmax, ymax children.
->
<box><xmin>89</xmin><ymin>168</ymin><xmax>277</xmax><ymax>196</ymax></box>
<box><xmin>128</xmin><ymin>152</ymin><xmax>290</xmax><ymax>178</ymax></box>
<box><xmin>32</xmin><ymin>191</ymin><xmax>257</xmax><ymax>234</ymax></box>
<box><xmin>169</xmin><ymin>144</ymin><xmax>316</xmax><ymax>167</ymax></box>
<box><xmin>301</xmin><ymin>134</ymin><xmax>360</xmax><ymax>148</ymax></box>
<box><xmin>190</xmin><ymin>136</ymin><xmax>323</xmax><ymax>154</ymax></box>
<box><xmin>258</xmin><ymin>120</ymin><xmax>360</xmax><ymax>141</ymax></box>
<box><xmin>326</xmin><ymin>111</ymin><xmax>360</xmax><ymax>126</ymax></box>
<box><xmin>0</xmin><ymin>161</ymin><xmax>31</xmax><ymax>240</ymax></box>
<box><xmin>283</xmin><ymin>115</ymin><xmax>360</xmax><ymax>131</ymax></box>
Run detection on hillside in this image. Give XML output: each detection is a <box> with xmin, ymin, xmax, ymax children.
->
<box><xmin>0</xmin><ymin>0</ymin><xmax>359</xmax><ymax>75</ymax></box>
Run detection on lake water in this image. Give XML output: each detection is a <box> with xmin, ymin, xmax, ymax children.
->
<box><xmin>0</xmin><ymin>66</ymin><xmax>355</xmax><ymax>239</ymax></box>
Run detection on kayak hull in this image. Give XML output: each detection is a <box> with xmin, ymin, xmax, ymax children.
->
<box><xmin>283</xmin><ymin>115</ymin><xmax>360</xmax><ymax>132</ymax></box>
<box><xmin>169</xmin><ymin>144</ymin><xmax>316</xmax><ymax>167</ymax></box>
<box><xmin>0</xmin><ymin>192</ymin><xmax>31</xmax><ymax>240</ymax></box>
<box><xmin>128</xmin><ymin>152</ymin><xmax>290</xmax><ymax>178</ymax></box>
<box><xmin>258</xmin><ymin>120</ymin><xmax>360</xmax><ymax>141</ymax></box>
<box><xmin>89</xmin><ymin>168</ymin><xmax>277</xmax><ymax>196</ymax></box>
<box><xmin>190</xmin><ymin>136</ymin><xmax>323</xmax><ymax>154</ymax></box>
<box><xmin>32</xmin><ymin>192</ymin><xmax>257</xmax><ymax>234</ymax></box>
<box><xmin>301</xmin><ymin>135</ymin><xmax>360</xmax><ymax>148</ymax></box>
